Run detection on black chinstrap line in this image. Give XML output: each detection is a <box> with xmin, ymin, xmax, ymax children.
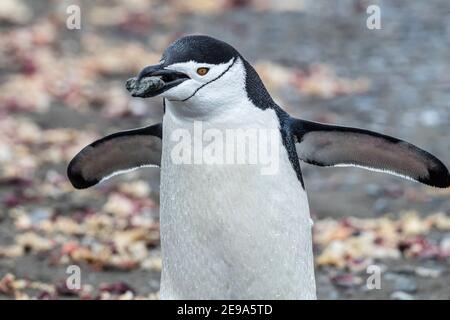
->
<box><xmin>168</xmin><ymin>57</ymin><xmax>237</xmax><ymax>102</ymax></box>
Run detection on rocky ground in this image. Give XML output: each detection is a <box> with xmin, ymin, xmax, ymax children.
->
<box><xmin>0</xmin><ymin>0</ymin><xmax>449</xmax><ymax>299</ymax></box>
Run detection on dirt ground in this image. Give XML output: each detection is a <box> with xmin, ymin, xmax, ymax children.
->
<box><xmin>0</xmin><ymin>0</ymin><xmax>449</xmax><ymax>299</ymax></box>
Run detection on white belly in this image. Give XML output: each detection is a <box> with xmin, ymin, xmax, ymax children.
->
<box><xmin>159</xmin><ymin>105</ymin><xmax>316</xmax><ymax>299</ymax></box>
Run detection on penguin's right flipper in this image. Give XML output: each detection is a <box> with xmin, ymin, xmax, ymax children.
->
<box><xmin>291</xmin><ymin>118</ymin><xmax>450</xmax><ymax>188</ymax></box>
<box><xmin>67</xmin><ymin>123</ymin><xmax>162</xmax><ymax>189</ymax></box>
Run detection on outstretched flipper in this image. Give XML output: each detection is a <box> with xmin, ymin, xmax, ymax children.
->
<box><xmin>290</xmin><ymin>118</ymin><xmax>450</xmax><ymax>188</ymax></box>
<box><xmin>67</xmin><ymin>123</ymin><xmax>162</xmax><ymax>189</ymax></box>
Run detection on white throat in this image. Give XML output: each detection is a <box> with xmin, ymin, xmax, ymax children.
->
<box><xmin>158</xmin><ymin>66</ymin><xmax>316</xmax><ymax>299</ymax></box>
<box><xmin>163</xmin><ymin>57</ymin><xmax>249</xmax><ymax>121</ymax></box>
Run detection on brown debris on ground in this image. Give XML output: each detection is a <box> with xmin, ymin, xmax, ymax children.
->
<box><xmin>0</xmin><ymin>0</ymin><xmax>448</xmax><ymax>300</ymax></box>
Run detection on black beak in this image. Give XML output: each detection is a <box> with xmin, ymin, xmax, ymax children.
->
<box><xmin>126</xmin><ymin>63</ymin><xmax>190</xmax><ymax>98</ymax></box>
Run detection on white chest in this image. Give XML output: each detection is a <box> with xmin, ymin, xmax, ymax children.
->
<box><xmin>159</xmin><ymin>103</ymin><xmax>316</xmax><ymax>299</ymax></box>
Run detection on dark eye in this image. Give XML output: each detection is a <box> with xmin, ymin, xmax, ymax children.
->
<box><xmin>197</xmin><ymin>67</ymin><xmax>209</xmax><ymax>76</ymax></box>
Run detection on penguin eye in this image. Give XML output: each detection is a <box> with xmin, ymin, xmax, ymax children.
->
<box><xmin>196</xmin><ymin>67</ymin><xmax>209</xmax><ymax>76</ymax></box>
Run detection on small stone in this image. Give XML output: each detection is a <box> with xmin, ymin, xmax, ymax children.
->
<box><xmin>391</xmin><ymin>291</ymin><xmax>415</xmax><ymax>300</ymax></box>
<box><xmin>440</xmin><ymin>236</ymin><xmax>450</xmax><ymax>255</ymax></box>
<box><xmin>419</xmin><ymin>110</ymin><xmax>441</xmax><ymax>127</ymax></box>
<box><xmin>385</xmin><ymin>273</ymin><xmax>417</xmax><ymax>293</ymax></box>
<box><xmin>365</xmin><ymin>184</ymin><xmax>381</xmax><ymax>197</ymax></box>
<box><xmin>373</xmin><ymin>198</ymin><xmax>389</xmax><ymax>215</ymax></box>
<box><xmin>30</xmin><ymin>208</ymin><xmax>51</xmax><ymax>224</ymax></box>
<box><xmin>125</xmin><ymin>76</ymin><xmax>165</xmax><ymax>97</ymax></box>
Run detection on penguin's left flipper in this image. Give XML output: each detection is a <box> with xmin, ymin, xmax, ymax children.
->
<box><xmin>67</xmin><ymin>123</ymin><xmax>162</xmax><ymax>189</ymax></box>
<box><xmin>291</xmin><ymin>118</ymin><xmax>450</xmax><ymax>188</ymax></box>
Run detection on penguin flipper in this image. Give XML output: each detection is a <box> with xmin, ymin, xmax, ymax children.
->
<box><xmin>67</xmin><ymin>123</ymin><xmax>162</xmax><ymax>189</ymax></box>
<box><xmin>290</xmin><ymin>118</ymin><xmax>450</xmax><ymax>188</ymax></box>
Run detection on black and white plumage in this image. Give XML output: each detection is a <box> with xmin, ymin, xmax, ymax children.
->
<box><xmin>67</xmin><ymin>35</ymin><xmax>450</xmax><ymax>299</ymax></box>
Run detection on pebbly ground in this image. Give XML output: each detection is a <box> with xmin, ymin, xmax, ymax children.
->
<box><xmin>0</xmin><ymin>0</ymin><xmax>449</xmax><ymax>299</ymax></box>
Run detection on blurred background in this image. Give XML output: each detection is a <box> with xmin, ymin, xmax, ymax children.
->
<box><xmin>0</xmin><ymin>0</ymin><xmax>449</xmax><ymax>299</ymax></box>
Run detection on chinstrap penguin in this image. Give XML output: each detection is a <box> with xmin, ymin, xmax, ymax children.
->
<box><xmin>68</xmin><ymin>35</ymin><xmax>450</xmax><ymax>299</ymax></box>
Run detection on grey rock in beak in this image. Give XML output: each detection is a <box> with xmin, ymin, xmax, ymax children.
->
<box><xmin>126</xmin><ymin>76</ymin><xmax>165</xmax><ymax>97</ymax></box>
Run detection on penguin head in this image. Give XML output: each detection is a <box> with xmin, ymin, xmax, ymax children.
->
<box><xmin>132</xmin><ymin>35</ymin><xmax>259</xmax><ymax>117</ymax></box>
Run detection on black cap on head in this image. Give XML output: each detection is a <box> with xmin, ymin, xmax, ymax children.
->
<box><xmin>162</xmin><ymin>35</ymin><xmax>239</xmax><ymax>65</ymax></box>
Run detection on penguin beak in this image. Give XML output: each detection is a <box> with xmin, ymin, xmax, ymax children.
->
<box><xmin>127</xmin><ymin>64</ymin><xmax>190</xmax><ymax>98</ymax></box>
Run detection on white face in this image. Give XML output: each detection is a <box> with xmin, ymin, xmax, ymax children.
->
<box><xmin>160</xmin><ymin>57</ymin><xmax>249</xmax><ymax>119</ymax></box>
